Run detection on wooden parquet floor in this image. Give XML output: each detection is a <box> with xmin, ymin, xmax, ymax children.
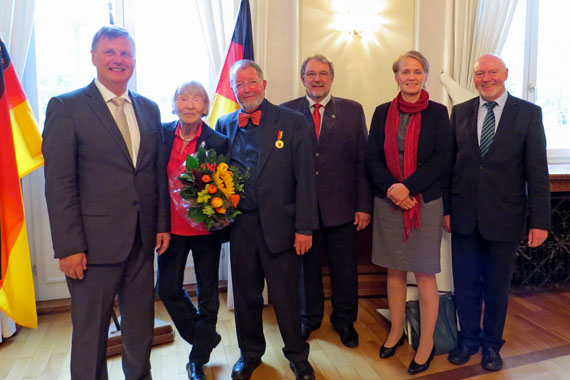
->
<box><xmin>1</xmin><ymin>291</ymin><xmax>570</xmax><ymax>379</ymax></box>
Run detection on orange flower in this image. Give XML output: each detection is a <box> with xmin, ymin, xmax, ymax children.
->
<box><xmin>208</xmin><ymin>184</ymin><xmax>218</xmax><ymax>194</ymax></box>
<box><xmin>216</xmin><ymin>207</ymin><xmax>227</xmax><ymax>214</ymax></box>
<box><xmin>230</xmin><ymin>194</ymin><xmax>240</xmax><ymax>207</ymax></box>
<box><xmin>211</xmin><ymin>197</ymin><xmax>223</xmax><ymax>208</ymax></box>
<box><xmin>201</xmin><ymin>174</ymin><xmax>211</xmax><ymax>183</ymax></box>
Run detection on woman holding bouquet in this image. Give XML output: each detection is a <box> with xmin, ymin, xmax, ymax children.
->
<box><xmin>365</xmin><ymin>51</ymin><xmax>451</xmax><ymax>375</ymax></box>
<box><xmin>157</xmin><ymin>81</ymin><xmax>228</xmax><ymax>380</ymax></box>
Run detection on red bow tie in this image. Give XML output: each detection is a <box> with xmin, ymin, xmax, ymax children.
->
<box><xmin>238</xmin><ymin>110</ymin><xmax>262</xmax><ymax>127</ymax></box>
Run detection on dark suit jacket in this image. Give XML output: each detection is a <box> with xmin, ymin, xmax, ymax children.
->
<box><xmin>43</xmin><ymin>80</ymin><xmax>170</xmax><ymax>264</ymax></box>
<box><xmin>365</xmin><ymin>100</ymin><xmax>452</xmax><ymax>202</ymax></box>
<box><xmin>281</xmin><ymin>96</ymin><xmax>373</xmax><ymax>227</ymax></box>
<box><xmin>215</xmin><ymin>100</ymin><xmax>319</xmax><ymax>253</ymax></box>
<box><xmin>444</xmin><ymin>94</ymin><xmax>551</xmax><ymax>241</ymax></box>
<box><xmin>161</xmin><ymin>120</ymin><xmax>229</xmax><ymax>159</ymax></box>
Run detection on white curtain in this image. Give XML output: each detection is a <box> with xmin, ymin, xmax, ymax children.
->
<box><xmin>195</xmin><ymin>0</ymin><xmax>268</xmax><ymax>93</ymax></box>
<box><xmin>0</xmin><ymin>0</ymin><xmax>36</xmax><ymax>76</ymax></box>
<box><xmin>0</xmin><ymin>0</ymin><xmax>36</xmax><ymax>341</ymax></box>
<box><xmin>441</xmin><ymin>0</ymin><xmax>518</xmax><ymax>104</ymax></box>
<box><xmin>194</xmin><ymin>0</ymin><xmax>241</xmax><ymax>93</ymax></box>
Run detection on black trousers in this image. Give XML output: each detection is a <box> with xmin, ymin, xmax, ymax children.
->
<box><xmin>300</xmin><ymin>221</ymin><xmax>358</xmax><ymax>329</ymax></box>
<box><xmin>451</xmin><ymin>226</ymin><xmax>519</xmax><ymax>351</ymax></box>
<box><xmin>67</xmin><ymin>224</ymin><xmax>153</xmax><ymax>380</ymax></box>
<box><xmin>230</xmin><ymin>211</ymin><xmax>309</xmax><ymax>362</ymax></box>
<box><xmin>156</xmin><ymin>233</ymin><xmax>221</xmax><ymax>365</ymax></box>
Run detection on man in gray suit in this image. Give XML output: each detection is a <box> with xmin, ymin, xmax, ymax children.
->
<box><xmin>444</xmin><ymin>54</ymin><xmax>550</xmax><ymax>371</ymax></box>
<box><xmin>43</xmin><ymin>26</ymin><xmax>170</xmax><ymax>380</ymax></box>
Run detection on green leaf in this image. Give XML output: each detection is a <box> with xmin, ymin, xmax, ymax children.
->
<box><xmin>196</xmin><ymin>146</ymin><xmax>207</xmax><ymax>162</ymax></box>
<box><xmin>186</xmin><ymin>155</ymin><xmax>198</xmax><ymax>170</ymax></box>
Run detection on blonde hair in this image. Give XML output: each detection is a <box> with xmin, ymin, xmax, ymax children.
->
<box><xmin>392</xmin><ymin>50</ymin><xmax>430</xmax><ymax>74</ymax></box>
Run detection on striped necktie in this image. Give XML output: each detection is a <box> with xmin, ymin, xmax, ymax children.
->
<box><xmin>480</xmin><ymin>101</ymin><xmax>497</xmax><ymax>157</ymax></box>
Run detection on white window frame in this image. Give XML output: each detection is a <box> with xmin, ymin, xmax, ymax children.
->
<box><xmin>519</xmin><ymin>0</ymin><xmax>570</xmax><ymax>163</ymax></box>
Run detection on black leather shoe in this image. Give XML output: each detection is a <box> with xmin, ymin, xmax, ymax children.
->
<box><xmin>289</xmin><ymin>360</ymin><xmax>315</xmax><ymax>380</ymax></box>
<box><xmin>481</xmin><ymin>347</ymin><xmax>503</xmax><ymax>371</ymax></box>
<box><xmin>231</xmin><ymin>356</ymin><xmax>262</xmax><ymax>379</ymax></box>
<box><xmin>186</xmin><ymin>362</ymin><xmax>206</xmax><ymax>380</ymax></box>
<box><xmin>379</xmin><ymin>334</ymin><xmax>405</xmax><ymax>359</ymax></box>
<box><xmin>408</xmin><ymin>346</ymin><xmax>435</xmax><ymax>375</ymax></box>
<box><xmin>301</xmin><ymin>324</ymin><xmax>314</xmax><ymax>341</ymax></box>
<box><xmin>334</xmin><ymin>325</ymin><xmax>359</xmax><ymax>348</ymax></box>
<box><xmin>448</xmin><ymin>342</ymin><xmax>480</xmax><ymax>365</ymax></box>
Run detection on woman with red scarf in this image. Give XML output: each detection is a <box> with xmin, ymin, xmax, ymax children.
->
<box><xmin>157</xmin><ymin>81</ymin><xmax>228</xmax><ymax>380</ymax></box>
<box><xmin>365</xmin><ymin>51</ymin><xmax>451</xmax><ymax>375</ymax></box>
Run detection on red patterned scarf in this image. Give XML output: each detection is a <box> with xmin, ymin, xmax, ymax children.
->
<box><xmin>384</xmin><ymin>89</ymin><xmax>429</xmax><ymax>241</ymax></box>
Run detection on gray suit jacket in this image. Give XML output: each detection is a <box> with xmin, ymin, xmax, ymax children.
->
<box><xmin>444</xmin><ymin>94</ymin><xmax>551</xmax><ymax>241</ymax></box>
<box><xmin>43</xmin><ymin>80</ymin><xmax>170</xmax><ymax>264</ymax></box>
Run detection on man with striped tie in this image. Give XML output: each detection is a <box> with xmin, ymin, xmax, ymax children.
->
<box><xmin>443</xmin><ymin>54</ymin><xmax>551</xmax><ymax>371</ymax></box>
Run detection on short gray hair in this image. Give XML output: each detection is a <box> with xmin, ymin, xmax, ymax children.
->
<box><xmin>300</xmin><ymin>54</ymin><xmax>335</xmax><ymax>77</ymax></box>
<box><xmin>172</xmin><ymin>81</ymin><xmax>210</xmax><ymax>116</ymax></box>
<box><xmin>230</xmin><ymin>60</ymin><xmax>264</xmax><ymax>87</ymax></box>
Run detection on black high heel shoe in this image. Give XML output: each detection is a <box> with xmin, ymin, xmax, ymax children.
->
<box><xmin>379</xmin><ymin>334</ymin><xmax>405</xmax><ymax>359</ymax></box>
<box><xmin>408</xmin><ymin>346</ymin><xmax>435</xmax><ymax>375</ymax></box>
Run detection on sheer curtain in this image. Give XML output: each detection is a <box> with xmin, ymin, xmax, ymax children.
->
<box><xmin>0</xmin><ymin>0</ymin><xmax>37</xmax><ymax>342</ymax></box>
<box><xmin>441</xmin><ymin>0</ymin><xmax>518</xmax><ymax>105</ymax></box>
<box><xmin>195</xmin><ymin>0</ymin><xmax>240</xmax><ymax>93</ymax></box>
<box><xmin>195</xmin><ymin>0</ymin><xmax>268</xmax><ymax>94</ymax></box>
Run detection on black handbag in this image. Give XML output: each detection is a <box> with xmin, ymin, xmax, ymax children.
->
<box><xmin>405</xmin><ymin>290</ymin><xmax>458</xmax><ymax>355</ymax></box>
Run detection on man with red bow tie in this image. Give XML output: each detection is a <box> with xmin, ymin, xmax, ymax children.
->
<box><xmin>215</xmin><ymin>59</ymin><xmax>319</xmax><ymax>380</ymax></box>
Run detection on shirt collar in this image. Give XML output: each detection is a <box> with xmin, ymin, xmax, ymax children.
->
<box><xmin>479</xmin><ymin>90</ymin><xmax>508</xmax><ymax>110</ymax></box>
<box><xmin>306</xmin><ymin>92</ymin><xmax>332</xmax><ymax>108</ymax></box>
<box><xmin>94</xmin><ymin>79</ymin><xmax>131</xmax><ymax>104</ymax></box>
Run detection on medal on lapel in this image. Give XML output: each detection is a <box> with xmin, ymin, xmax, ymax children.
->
<box><xmin>275</xmin><ymin>130</ymin><xmax>284</xmax><ymax>149</ymax></box>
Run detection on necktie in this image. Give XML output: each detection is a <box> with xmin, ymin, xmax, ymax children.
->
<box><xmin>480</xmin><ymin>101</ymin><xmax>497</xmax><ymax>157</ymax></box>
<box><xmin>312</xmin><ymin>103</ymin><xmax>322</xmax><ymax>138</ymax></box>
<box><xmin>110</xmin><ymin>97</ymin><xmax>133</xmax><ymax>162</ymax></box>
<box><xmin>238</xmin><ymin>110</ymin><xmax>262</xmax><ymax>127</ymax></box>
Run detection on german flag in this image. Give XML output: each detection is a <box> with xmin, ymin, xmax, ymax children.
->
<box><xmin>0</xmin><ymin>39</ymin><xmax>43</xmax><ymax>328</ymax></box>
<box><xmin>206</xmin><ymin>0</ymin><xmax>254</xmax><ymax>127</ymax></box>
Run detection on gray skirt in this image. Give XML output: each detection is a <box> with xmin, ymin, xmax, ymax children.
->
<box><xmin>371</xmin><ymin>196</ymin><xmax>443</xmax><ymax>274</ymax></box>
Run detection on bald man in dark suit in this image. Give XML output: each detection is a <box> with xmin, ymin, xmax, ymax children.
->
<box><xmin>444</xmin><ymin>54</ymin><xmax>550</xmax><ymax>371</ymax></box>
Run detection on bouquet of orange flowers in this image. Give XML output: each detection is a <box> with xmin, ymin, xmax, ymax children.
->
<box><xmin>171</xmin><ymin>145</ymin><xmax>248</xmax><ymax>231</ymax></box>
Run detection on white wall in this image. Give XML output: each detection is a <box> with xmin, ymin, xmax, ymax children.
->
<box><xmin>258</xmin><ymin>0</ymin><xmax>449</xmax><ymax>121</ymax></box>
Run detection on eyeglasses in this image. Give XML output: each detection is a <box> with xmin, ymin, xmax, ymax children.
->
<box><xmin>304</xmin><ymin>71</ymin><xmax>331</xmax><ymax>79</ymax></box>
<box><xmin>233</xmin><ymin>80</ymin><xmax>260</xmax><ymax>91</ymax></box>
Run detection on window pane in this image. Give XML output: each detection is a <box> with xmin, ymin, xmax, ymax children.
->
<box><xmin>536</xmin><ymin>1</ymin><xmax>570</xmax><ymax>150</ymax></box>
<box><xmin>501</xmin><ymin>0</ymin><xmax>526</xmax><ymax>99</ymax></box>
<box><xmin>132</xmin><ymin>0</ymin><xmax>210</xmax><ymax>123</ymax></box>
<box><xmin>34</xmin><ymin>0</ymin><xmax>112</xmax><ymax>127</ymax></box>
